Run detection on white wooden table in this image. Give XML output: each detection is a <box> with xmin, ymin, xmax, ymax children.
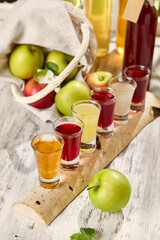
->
<box><xmin>0</xmin><ymin>6</ymin><xmax>160</xmax><ymax>240</ymax></box>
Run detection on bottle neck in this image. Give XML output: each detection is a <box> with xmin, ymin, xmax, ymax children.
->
<box><xmin>144</xmin><ymin>0</ymin><xmax>149</xmax><ymax>5</ymax></box>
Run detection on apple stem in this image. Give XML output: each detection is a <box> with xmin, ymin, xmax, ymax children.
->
<box><xmin>99</xmin><ymin>76</ymin><xmax>105</xmax><ymax>81</ymax></box>
<box><xmin>87</xmin><ymin>186</ymin><xmax>99</xmax><ymax>191</ymax></box>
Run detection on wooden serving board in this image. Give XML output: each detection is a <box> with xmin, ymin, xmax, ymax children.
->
<box><xmin>12</xmin><ymin>92</ymin><xmax>160</xmax><ymax>226</ymax></box>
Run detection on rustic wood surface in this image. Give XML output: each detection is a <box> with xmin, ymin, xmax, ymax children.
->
<box><xmin>12</xmin><ymin>91</ymin><xmax>160</xmax><ymax>226</ymax></box>
<box><xmin>0</xmin><ymin>15</ymin><xmax>160</xmax><ymax>239</ymax></box>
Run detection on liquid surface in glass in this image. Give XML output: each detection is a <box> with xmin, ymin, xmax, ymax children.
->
<box><xmin>111</xmin><ymin>82</ymin><xmax>135</xmax><ymax>116</ymax></box>
<box><xmin>73</xmin><ymin>103</ymin><xmax>99</xmax><ymax>143</ymax></box>
<box><xmin>91</xmin><ymin>91</ymin><xmax>115</xmax><ymax>128</ymax></box>
<box><xmin>125</xmin><ymin>69</ymin><xmax>148</xmax><ymax>103</ymax></box>
<box><xmin>55</xmin><ymin>122</ymin><xmax>82</xmax><ymax>161</ymax></box>
<box><xmin>34</xmin><ymin>139</ymin><xmax>62</xmax><ymax>179</ymax></box>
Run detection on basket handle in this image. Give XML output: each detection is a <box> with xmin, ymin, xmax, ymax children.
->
<box><xmin>11</xmin><ymin>22</ymin><xmax>90</xmax><ymax>104</ymax></box>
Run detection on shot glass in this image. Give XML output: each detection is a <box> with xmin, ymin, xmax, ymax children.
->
<box><xmin>123</xmin><ymin>65</ymin><xmax>150</xmax><ymax>112</ymax></box>
<box><xmin>109</xmin><ymin>76</ymin><xmax>137</xmax><ymax>124</ymax></box>
<box><xmin>31</xmin><ymin>132</ymin><xmax>64</xmax><ymax>188</ymax></box>
<box><xmin>53</xmin><ymin>116</ymin><xmax>84</xmax><ymax>171</ymax></box>
<box><xmin>71</xmin><ymin>100</ymin><xmax>101</xmax><ymax>153</ymax></box>
<box><xmin>90</xmin><ymin>87</ymin><xmax>117</xmax><ymax>137</ymax></box>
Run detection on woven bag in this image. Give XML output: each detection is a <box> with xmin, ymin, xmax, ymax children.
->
<box><xmin>1</xmin><ymin>0</ymin><xmax>97</xmax><ymax>105</ymax></box>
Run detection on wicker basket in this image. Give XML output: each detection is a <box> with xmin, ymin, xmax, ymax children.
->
<box><xmin>10</xmin><ymin>2</ymin><xmax>97</xmax><ymax>105</ymax></box>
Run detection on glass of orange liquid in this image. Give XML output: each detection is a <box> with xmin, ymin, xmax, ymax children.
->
<box><xmin>31</xmin><ymin>133</ymin><xmax>64</xmax><ymax>188</ymax></box>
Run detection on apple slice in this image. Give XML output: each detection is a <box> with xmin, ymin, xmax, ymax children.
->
<box><xmin>85</xmin><ymin>71</ymin><xmax>113</xmax><ymax>89</ymax></box>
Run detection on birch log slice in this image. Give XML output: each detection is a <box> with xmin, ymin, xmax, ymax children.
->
<box><xmin>12</xmin><ymin>92</ymin><xmax>160</xmax><ymax>226</ymax></box>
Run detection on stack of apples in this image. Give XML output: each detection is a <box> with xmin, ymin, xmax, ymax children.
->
<box><xmin>9</xmin><ymin>44</ymin><xmax>114</xmax><ymax>114</ymax></box>
<box><xmin>9</xmin><ymin>44</ymin><xmax>90</xmax><ymax>114</ymax></box>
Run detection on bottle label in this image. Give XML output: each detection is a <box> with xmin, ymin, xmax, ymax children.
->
<box><xmin>123</xmin><ymin>0</ymin><xmax>144</xmax><ymax>23</ymax></box>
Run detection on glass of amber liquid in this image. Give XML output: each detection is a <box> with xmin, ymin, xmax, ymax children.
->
<box><xmin>31</xmin><ymin>133</ymin><xmax>64</xmax><ymax>188</ymax></box>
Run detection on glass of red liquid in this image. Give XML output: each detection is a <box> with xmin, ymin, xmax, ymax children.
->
<box><xmin>53</xmin><ymin>116</ymin><xmax>84</xmax><ymax>171</ymax></box>
<box><xmin>90</xmin><ymin>87</ymin><xmax>117</xmax><ymax>137</ymax></box>
<box><xmin>123</xmin><ymin>65</ymin><xmax>150</xmax><ymax>112</ymax></box>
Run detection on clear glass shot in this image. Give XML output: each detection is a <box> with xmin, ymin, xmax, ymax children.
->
<box><xmin>71</xmin><ymin>100</ymin><xmax>101</xmax><ymax>153</ymax></box>
<box><xmin>31</xmin><ymin>133</ymin><xmax>64</xmax><ymax>188</ymax></box>
<box><xmin>90</xmin><ymin>87</ymin><xmax>117</xmax><ymax>137</ymax></box>
<box><xmin>53</xmin><ymin>116</ymin><xmax>84</xmax><ymax>171</ymax></box>
<box><xmin>123</xmin><ymin>65</ymin><xmax>150</xmax><ymax>112</ymax></box>
<box><xmin>109</xmin><ymin>76</ymin><xmax>137</xmax><ymax>124</ymax></box>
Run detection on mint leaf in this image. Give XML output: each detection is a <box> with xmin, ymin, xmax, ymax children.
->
<box><xmin>70</xmin><ymin>233</ymin><xmax>85</xmax><ymax>240</ymax></box>
<box><xmin>80</xmin><ymin>228</ymin><xmax>96</xmax><ymax>239</ymax></box>
<box><xmin>45</xmin><ymin>62</ymin><xmax>59</xmax><ymax>74</ymax></box>
<box><xmin>33</xmin><ymin>69</ymin><xmax>47</xmax><ymax>80</ymax></box>
<box><xmin>70</xmin><ymin>228</ymin><xmax>96</xmax><ymax>240</ymax></box>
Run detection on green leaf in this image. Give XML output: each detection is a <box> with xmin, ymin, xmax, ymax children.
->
<box><xmin>33</xmin><ymin>69</ymin><xmax>47</xmax><ymax>80</ymax></box>
<box><xmin>70</xmin><ymin>228</ymin><xmax>96</xmax><ymax>240</ymax></box>
<box><xmin>70</xmin><ymin>233</ymin><xmax>85</xmax><ymax>240</ymax></box>
<box><xmin>80</xmin><ymin>228</ymin><xmax>96</xmax><ymax>239</ymax></box>
<box><xmin>45</xmin><ymin>62</ymin><xmax>59</xmax><ymax>74</ymax></box>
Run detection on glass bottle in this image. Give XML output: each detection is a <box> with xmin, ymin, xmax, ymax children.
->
<box><xmin>123</xmin><ymin>0</ymin><xmax>158</xmax><ymax>90</ymax></box>
<box><xmin>116</xmin><ymin>0</ymin><xmax>128</xmax><ymax>55</ymax></box>
<box><xmin>84</xmin><ymin>0</ymin><xmax>112</xmax><ymax>57</ymax></box>
<box><xmin>64</xmin><ymin>0</ymin><xmax>84</xmax><ymax>8</ymax></box>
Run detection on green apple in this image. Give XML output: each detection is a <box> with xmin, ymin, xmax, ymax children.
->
<box><xmin>88</xmin><ymin>169</ymin><xmax>131</xmax><ymax>212</ymax></box>
<box><xmin>45</xmin><ymin>50</ymin><xmax>67</xmax><ymax>75</ymax></box>
<box><xmin>45</xmin><ymin>50</ymin><xmax>78</xmax><ymax>80</ymax></box>
<box><xmin>65</xmin><ymin>65</ymin><xmax>79</xmax><ymax>81</ymax></box>
<box><xmin>55</xmin><ymin>80</ymin><xmax>90</xmax><ymax>116</ymax></box>
<box><xmin>86</xmin><ymin>71</ymin><xmax>113</xmax><ymax>89</ymax></box>
<box><xmin>9</xmin><ymin>44</ymin><xmax>44</xmax><ymax>80</ymax></box>
<box><xmin>64</xmin><ymin>54</ymin><xmax>79</xmax><ymax>81</ymax></box>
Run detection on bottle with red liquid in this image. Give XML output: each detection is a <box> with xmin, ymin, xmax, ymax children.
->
<box><xmin>123</xmin><ymin>0</ymin><xmax>158</xmax><ymax>90</ymax></box>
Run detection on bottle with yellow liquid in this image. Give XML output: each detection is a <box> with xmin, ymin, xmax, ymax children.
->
<box><xmin>84</xmin><ymin>0</ymin><xmax>112</xmax><ymax>57</ymax></box>
<box><xmin>64</xmin><ymin>0</ymin><xmax>84</xmax><ymax>8</ymax></box>
<box><xmin>116</xmin><ymin>0</ymin><xmax>128</xmax><ymax>55</ymax></box>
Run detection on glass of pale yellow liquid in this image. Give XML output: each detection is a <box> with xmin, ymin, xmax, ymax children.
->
<box><xmin>71</xmin><ymin>100</ymin><xmax>101</xmax><ymax>153</ymax></box>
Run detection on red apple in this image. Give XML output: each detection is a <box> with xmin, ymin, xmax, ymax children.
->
<box><xmin>85</xmin><ymin>71</ymin><xmax>113</xmax><ymax>89</ymax></box>
<box><xmin>24</xmin><ymin>78</ymin><xmax>56</xmax><ymax>109</ymax></box>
